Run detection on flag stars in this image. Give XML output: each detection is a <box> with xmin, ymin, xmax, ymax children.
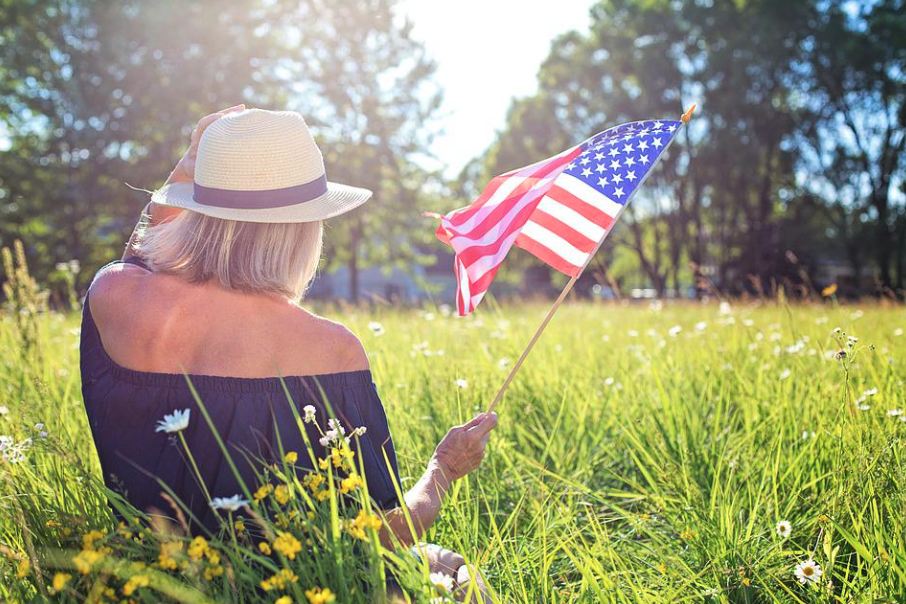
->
<box><xmin>607</xmin><ymin>147</ymin><xmax>620</xmax><ymax>158</ymax></box>
<box><xmin>640</xmin><ymin>154</ymin><xmax>650</xmax><ymax>164</ymax></box>
<box><xmin>580</xmin><ymin>167</ymin><xmax>592</xmax><ymax>177</ymax></box>
<box><xmin>609</xmin><ymin>159</ymin><xmax>621</xmax><ymax>170</ymax></box>
<box><xmin>612</xmin><ymin>173</ymin><xmax>624</xmax><ymax>185</ymax></box>
<box><xmin>652</xmin><ymin>137</ymin><xmax>664</xmax><ymax>149</ymax></box>
<box><xmin>626</xmin><ymin>170</ymin><xmax>637</xmax><ymax>182</ymax></box>
<box><xmin>566</xmin><ymin>161</ymin><xmax>576</xmax><ymax>170</ymax></box>
<box><xmin>624</xmin><ymin>156</ymin><xmax>637</xmax><ymax>167</ymax></box>
<box><xmin>597</xmin><ymin>176</ymin><xmax>609</xmax><ymax>187</ymax></box>
<box><xmin>594</xmin><ymin>152</ymin><xmax>605</xmax><ymax>161</ymax></box>
<box><xmin>622</xmin><ymin>143</ymin><xmax>635</xmax><ymax>154</ymax></box>
<box><xmin>638</xmin><ymin>140</ymin><xmax>649</xmax><ymax>151</ymax></box>
<box><xmin>580</xmin><ymin>156</ymin><xmax>591</xmax><ymax>165</ymax></box>
<box><xmin>613</xmin><ymin>186</ymin><xmax>625</xmax><ymax>198</ymax></box>
<box><xmin>595</xmin><ymin>163</ymin><xmax>607</xmax><ymax>173</ymax></box>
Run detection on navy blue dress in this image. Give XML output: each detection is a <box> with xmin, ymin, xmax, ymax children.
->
<box><xmin>80</xmin><ymin>258</ymin><xmax>400</xmax><ymax>532</ymax></box>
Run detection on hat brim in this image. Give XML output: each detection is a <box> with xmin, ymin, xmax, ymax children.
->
<box><xmin>150</xmin><ymin>180</ymin><xmax>372</xmax><ymax>223</ymax></box>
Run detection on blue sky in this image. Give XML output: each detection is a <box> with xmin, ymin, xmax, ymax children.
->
<box><xmin>399</xmin><ymin>1</ymin><xmax>594</xmax><ymax>177</ymax></box>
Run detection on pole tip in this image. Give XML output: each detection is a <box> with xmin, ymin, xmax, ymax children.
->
<box><xmin>681</xmin><ymin>104</ymin><xmax>697</xmax><ymax>124</ymax></box>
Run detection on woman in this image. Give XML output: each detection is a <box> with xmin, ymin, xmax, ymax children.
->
<box><xmin>80</xmin><ymin>105</ymin><xmax>496</xmax><ymax>588</ymax></box>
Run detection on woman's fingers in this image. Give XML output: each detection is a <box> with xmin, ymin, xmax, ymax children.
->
<box><xmin>465</xmin><ymin>412</ymin><xmax>497</xmax><ymax>437</ymax></box>
<box><xmin>190</xmin><ymin>104</ymin><xmax>247</xmax><ymax>154</ymax></box>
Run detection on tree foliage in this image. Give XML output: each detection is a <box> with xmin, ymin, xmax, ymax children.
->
<box><xmin>470</xmin><ymin>0</ymin><xmax>906</xmax><ymax>297</ymax></box>
<box><xmin>0</xmin><ymin>0</ymin><xmax>440</xmax><ymax>300</ymax></box>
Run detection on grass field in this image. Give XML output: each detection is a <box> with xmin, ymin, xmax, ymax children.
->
<box><xmin>2</xmin><ymin>290</ymin><xmax>905</xmax><ymax>602</ymax></box>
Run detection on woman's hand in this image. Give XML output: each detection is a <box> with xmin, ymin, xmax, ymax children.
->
<box><xmin>150</xmin><ymin>104</ymin><xmax>246</xmax><ymax>226</ymax></box>
<box><xmin>164</xmin><ymin>104</ymin><xmax>246</xmax><ymax>186</ymax></box>
<box><xmin>431</xmin><ymin>412</ymin><xmax>498</xmax><ymax>484</ymax></box>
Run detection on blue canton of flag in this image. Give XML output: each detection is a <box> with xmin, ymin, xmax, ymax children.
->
<box><xmin>564</xmin><ymin>119</ymin><xmax>682</xmax><ymax>207</ymax></box>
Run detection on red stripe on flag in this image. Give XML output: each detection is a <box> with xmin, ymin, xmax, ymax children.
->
<box><xmin>444</xmin><ymin>147</ymin><xmax>582</xmax><ymax>228</ymax></box>
<box><xmin>526</xmin><ymin>209</ymin><xmax>599</xmax><ymax>253</ymax></box>
<box><xmin>545</xmin><ymin>184</ymin><xmax>617</xmax><ymax>229</ymax></box>
<box><xmin>514</xmin><ymin>233</ymin><xmax>582</xmax><ymax>277</ymax></box>
<box><xmin>455</xmin><ymin>200</ymin><xmax>540</xmax><ymax>267</ymax></box>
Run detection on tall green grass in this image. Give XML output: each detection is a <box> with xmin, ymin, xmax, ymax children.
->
<box><xmin>1</xmin><ymin>265</ymin><xmax>905</xmax><ymax>602</ymax></box>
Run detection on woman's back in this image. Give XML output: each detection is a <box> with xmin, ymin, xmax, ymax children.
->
<box><xmin>88</xmin><ymin>260</ymin><xmax>366</xmax><ymax>378</ymax></box>
<box><xmin>80</xmin><ymin>258</ymin><xmax>400</xmax><ymax>532</ymax></box>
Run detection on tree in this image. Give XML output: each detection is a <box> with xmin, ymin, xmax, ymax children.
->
<box><xmin>801</xmin><ymin>0</ymin><xmax>906</xmax><ymax>293</ymax></box>
<box><xmin>277</xmin><ymin>0</ymin><xmax>442</xmax><ymax>302</ymax></box>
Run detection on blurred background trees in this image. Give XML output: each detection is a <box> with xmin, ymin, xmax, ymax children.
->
<box><xmin>0</xmin><ymin>0</ymin><xmax>904</xmax><ymax>301</ymax></box>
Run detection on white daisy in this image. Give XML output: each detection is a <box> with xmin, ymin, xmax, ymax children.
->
<box><xmin>497</xmin><ymin>357</ymin><xmax>511</xmax><ymax>370</ymax></box>
<box><xmin>455</xmin><ymin>379</ymin><xmax>468</xmax><ymax>389</ymax></box>
<box><xmin>668</xmin><ymin>325</ymin><xmax>682</xmax><ymax>337</ymax></box>
<box><xmin>303</xmin><ymin>405</ymin><xmax>317</xmax><ymax>423</ymax></box>
<box><xmin>352</xmin><ymin>426</ymin><xmax>367</xmax><ymax>437</ymax></box>
<box><xmin>429</xmin><ymin>571</ymin><xmax>455</xmax><ymax>593</ymax></box>
<box><xmin>779</xmin><ymin>368</ymin><xmax>791</xmax><ymax>380</ymax></box>
<box><xmin>794</xmin><ymin>559</ymin><xmax>822</xmax><ymax>584</ymax></box>
<box><xmin>775</xmin><ymin>520</ymin><xmax>791</xmax><ymax>537</ymax></box>
<box><xmin>210</xmin><ymin>495</ymin><xmax>249</xmax><ymax>511</ymax></box>
<box><xmin>887</xmin><ymin>409</ymin><xmax>904</xmax><ymax>417</ymax></box>
<box><xmin>368</xmin><ymin>321</ymin><xmax>385</xmax><ymax>337</ymax></box>
<box><xmin>155</xmin><ymin>409</ymin><xmax>190</xmax><ymax>433</ymax></box>
<box><xmin>0</xmin><ymin>406</ymin><xmax>8</xmax><ymax>416</ymax></box>
<box><xmin>863</xmin><ymin>388</ymin><xmax>878</xmax><ymax>397</ymax></box>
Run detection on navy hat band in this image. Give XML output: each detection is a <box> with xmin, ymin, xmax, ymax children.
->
<box><xmin>193</xmin><ymin>174</ymin><xmax>328</xmax><ymax>210</ymax></box>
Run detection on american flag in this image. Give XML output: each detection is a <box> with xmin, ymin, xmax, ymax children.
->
<box><xmin>436</xmin><ymin>119</ymin><xmax>683</xmax><ymax>315</ymax></box>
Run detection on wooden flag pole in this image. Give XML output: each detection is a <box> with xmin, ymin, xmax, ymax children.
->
<box><xmin>485</xmin><ymin>105</ymin><xmax>696</xmax><ymax>415</ymax></box>
<box><xmin>484</xmin><ymin>212</ymin><xmax>613</xmax><ymax>415</ymax></box>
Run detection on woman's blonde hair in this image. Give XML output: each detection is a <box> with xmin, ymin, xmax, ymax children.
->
<box><xmin>136</xmin><ymin>211</ymin><xmax>323</xmax><ymax>300</ymax></box>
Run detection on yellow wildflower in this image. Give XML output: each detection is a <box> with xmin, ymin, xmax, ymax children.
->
<box><xmin>82</xmin><ymin>530</ymin><xmax>105</xmax><ymax>549</ymax></box>
<box><xmin>72</xmin><ymin>548</ymin><xmax>103</xmax><ymax>574</ymax></box>
<box><xmin>254</xmin><ymin>484</ymin><xmax>274</xmax><ymax>501</ymax></box>
<box><xmin>122</xmin><ymin>574</ymin><xmax>149</xmax><ymax>596</ymax></box>
<box><xmin>340</xmin><ymin>474</ymin><xmax>363</xmax><ymax>494</ymax></box>
<box><xmin>188</xmin><ymin>536</ymin><xmax>209</xmax><ymax>561</ymax></box>
<box><xmin>16</xmin><ymin>559</ymin><xmax>30</xmax><ymax>578</ymax></box>
<box><xmin>822</xmin><ymin>283</ymin><xmax>838</xmax><ymax>297</ymax></box>
<box><xmin>157</xmin><ymin>541</ymin><xmax>183</xmax><ymax>571</ymax></box>
<box><xmin>345</xmin><ymin>509</ymin><xmax>382</xmax><ymax>541</ymax></box>
<box><xmin>274</xmin><ymin>485</ymin><xmax>291</xmax><ymax>505</ymax></box>
<box><xmin>318</xmin><ymin>457</ymin><xmax>329</xmax><ymax>470</ymax></box>
<box><xmin>276</xmin><ymin>597</ymin><xmax>292</xmax><ymax>604</ymax></box>
<box><xmin>45</xmin><ymin>520</ymin><xmax>62</xmax><ymax>529</ymax></box>
<box><xmin>259</xmin><ymin>541</ymin><xmax>272</xmax><ymax>555</ymax></box>
<box><xmin>741</xmin><ymin>577</ymin><xmax>751</xmax><ymax>587</ymax></box>
<box><xmin>53</xmin><ymin>572</ymin><xmax>72</xmax><ymax>591</ymax></box>
<box><xmin>205</xmin><ymin>565</ymin><xmax>224</xmax><ymax>581</ymax></box>
<box><xmin>656</xmin><ymin>563</ymin><xmax>667</xmax><ymax>574</ymax></box>
<box><xmin>260</xmin><ymin>569</ymin><xmax>299</xmax><ymax>591</ymax></box>
<box><xmin>234</xmin><ymin>519</ymin><xmax>246</xmax><ymax>532</ymax></box>
<box><xmin>285</xmin><ymin>451</ymin><xmax>298</xmax><ymax>464</ymax></box>
<box><xmin>680</xmin><ymin>529</ymin><xmax>696</xmax><ymax>541</ymax></box>
<box><xmin>304</xmin><ymin>473</ymin><xmax>325</xmax><ymax>491</ymax></box>
<box><xmin>305</xmin><ymin>587</ymin><xmax>336</xmax><ymax>604</ymax></box>
<box><xmin>272</xmin><ymin>531</ymin><xmax>303</xmax><ymax>560</ymax></box>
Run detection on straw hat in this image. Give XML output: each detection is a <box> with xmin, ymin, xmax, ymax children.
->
<box><xmin>151</xmin><ymin>108</ymin><xmax>372</xmax><ymax>223</ymax></box>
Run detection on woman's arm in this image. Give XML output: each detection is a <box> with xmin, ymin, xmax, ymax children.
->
<box><xmin>122</xmin><ymin>104</ymin><xmax>246</xmax><ymax>260</ymax></box>
<box><xmin>380</xmin><ymin>412</ymin><xmax>497</xmax><ymax>548</ymax></box>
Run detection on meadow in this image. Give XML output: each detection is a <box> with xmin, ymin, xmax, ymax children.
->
<box><xmin>2</xmin><ymin>272</ymin><xmax>905</xmax><ymax>602</ymax></box>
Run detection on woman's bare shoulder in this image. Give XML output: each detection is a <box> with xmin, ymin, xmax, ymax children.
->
<box><xmin>287</xmin><ymin>307</ymin><xmax>370</xmax><ymax>373</ymax></box>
